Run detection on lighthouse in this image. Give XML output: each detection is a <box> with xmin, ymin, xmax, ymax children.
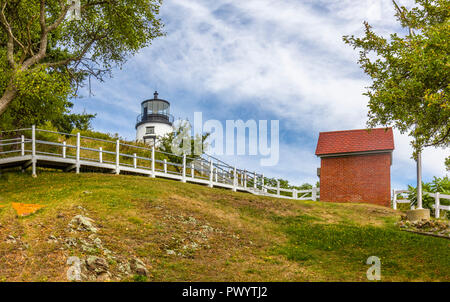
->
<box><xmin>136</xmin><ymin>91</ymin><xmax>174</xmax><ymax>145</ymax></box>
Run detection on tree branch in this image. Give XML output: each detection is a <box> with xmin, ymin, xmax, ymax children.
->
<box><xmin>23</xmin><ymin>1</ymin><xmax>70</xmax><ymax>69</ymax></box>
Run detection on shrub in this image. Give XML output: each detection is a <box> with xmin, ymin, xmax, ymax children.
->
<box><xmin>408</xmin><ymin>176</ymin><xmax>450</xmax><ymax>219</ymax></box>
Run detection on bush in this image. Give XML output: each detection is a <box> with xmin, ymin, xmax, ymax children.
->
<box><xmin>408</xmin><ymin>176</ymin><xmax>450</xmax><ymax>219</ymax></box>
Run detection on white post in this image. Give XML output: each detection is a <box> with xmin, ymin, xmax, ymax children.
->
<box><xmin>276</xmin><ymin>180</ymin><xmax>280</xmax><ymax>196</ymax></box>
<box><xmin>232</xmin><ymin>166</ymin><xmax>237</xmax><ymax>192</ymax></box>
<box><xmin>435</xmin><ymin>192</ymin><xmax>440</xmax><ymax>219</ymax></box>
<box><xmin>99</xmin><ymin>147</ymin><xmax>103</xmax><ymax>163</ymax></box>
<box><xmin>164</xmin><ymin>159</ymin><xmax>167</xmax><ymax>174</ymax></box>
<box><xmin>253</xmin><ymin>172</ymin><xmax>257</xmax><ymax>189</ymax></box>
<box><xmin>262</xmin><ymin>174</ymin><xmax>265</xmax><ymax>192</ymax></box>
<box><xmin>312</xmin><ymin>187</ymin><xmax>317</xmax><ymax>201</ymax></box>
<box><xmin>293</xmin><ymin>188</ymin><xmax>297</xmax><ymax>199</ymax></box>
<box><xmin>191</xmin><ymin>163</ymin><xmax>195</xmax><ymax>178</ymax></box>
<box><xmin>151</xmin><ymin>147</ymin><xmax>155</xmax><ymax>178</ymax></box>
<box><xmin>133</xmin><ymin>153</ymin><xmax>137</xmax><ymax>169</ymax></box>
<box><xmin>31</xmin><ymin>125</ymin><xmax>36</xmax><ymax>177</ymax></box>
<box><xmin>76</xmin><ymin>132</ymin><xmax>80</xmax><ymax>174</ymax></box>
<box><xmin>208</xmin><ymin>160</ymin><xmax>213</xmax><ymax>187</ymax></box>
<box><xmin>21</xmin><ymin>135</ymin><xmax>25</xmax><ymax>156</ymax></box>
<box><xmin>392</xmin><ymin>190</ymin><xmax>397</xmax><ymax>210</ymax></box>
<box><xmin>182</xmin><ymin>153</ymin><xmax>186</xmax><ymax>183</ymax></box>
<box><xmin>62</xmin><ymin>141</ymin><xmax>66</xmax><ymax>158</ymax></box>
<box><xmin>244</xmin><ymin>171</ymin><xmax>247</xmax><ymax>188</ymax></box>
<box><xmin>115</xmin><ymin>139</ymin><xmax>120</xmax><ymax>175</ymax></box>
<box><xmin>417</xmin><ymin>151</ymin><xmax>423</xmax><ymax>209</ymax></box>
<box><xmin>214</xmin><ymin>168</ymin><xmax>218</xmax><ymax>182</ymax></box>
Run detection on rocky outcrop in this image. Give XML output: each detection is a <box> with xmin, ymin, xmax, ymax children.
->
<box><xmin>68</xmin><ymin>215</ymin><xmax>98</xmax><ymax>233</ymax></box>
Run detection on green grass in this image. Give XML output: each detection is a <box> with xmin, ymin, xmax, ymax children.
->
<box><xmin>0</xmin><ymin>170</ymin><xmax>448</xmax><ymax>282</ymax></box>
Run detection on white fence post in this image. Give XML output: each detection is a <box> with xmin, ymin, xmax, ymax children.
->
<box><xmin>115</xmin><ymin>139</ymin><xmax>120</xmax><ymax>175</ymax></box>
<box><xmin>233</xmin><ymin>166</ymin><xmax>237</xmax><ymax>192</ymax></box>
<box><xmin>262</xmin><ymin>174</ymin><xmax>265</xmax><ymax>192</ymax></box>
<box><xmin>293</xmin><ymin>188</ymin><xmax>297</xmax><ymax>199</ymax></box>
<box><xmin>214</xmin><ymin>168</ymin><xmax>218</xmax><ymax>182</ymax></box>
<box><xmin>133</xmin><ymin>153</ymin><xmax>137</xmax><ymax>169</ymax></box>
<box><xmin>62</xmin><ymin>141</ymin><xmax>66</xmax><ymax>158</ymax></box>
<box><xmin>99</xmin><ymin>147</ymin><xmax>103</xmax><ymax>163</ymax></box>
<box><xmin>76</xmin><ymin>132</ymin><xmax>80</xmax><ymax>174</ymax></box>
<box><xmin>435</xmin><ymin>192</ymin><xmax>440</xmax><ymax>219</ymax></box>
<box><xmin>240</xmin><ymin>171</ymin><xmax>243</xmax><ymax>187</ymax></box>
<box><xmin>182</xmin><ymin>153</ymin><xmax>186</xmax><ymax>183</ymax></box>
<box><xmin>312</xmin><ymin>187</ymin><xmax>317</xmax><ymax>201</ymax></box>
<box><xmin>244</xmin><ymin>171</ymin><xmax>247</xmax><ymax>188</ymax></box>
<box><xmin>276</xmin><ymin>180</ymin><xmax>280</xmax><ymax>196</ymax></box>
<box><xmin>151</xmin><ymin>147</ymin><xmax>155</xmax><ymax>178</ymax></box>
<box><xmin>163</xmin><ymin>159</ymin><xmax>167</xmax><ymax>174</ymax></box>
<box><xmin>392</xmin><ymin>190</ymin><xmax>397</xmax><ymax>210</ymax></box>
<box><xmin>253</xmin><ymin>172</ymin><xmax>257</xmax><ymax>190</ymax></box>
<box><xmin>191</xmin><ymin>163</ymin><xmax>195</xmax><ymax>178</ymax></box>
<box><xmin>31</xmin><ymin>125</ymin><xmax>36</xmax><ymax>177</ymax></box>
<box><xmin>21</xmin><ymin>135</ymin><xmax>25</xmax><ymax>156</ymax></box>
<box><xmin>209</xmin><ymin>160</ymin><xmax>213</xmax><ymax>188</ymax></box>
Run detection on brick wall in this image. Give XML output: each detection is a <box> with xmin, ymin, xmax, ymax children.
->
<box><xmin>320</xmin><ymin>152</ymin><xmax>391</xmax><ymax>207</ymax></box>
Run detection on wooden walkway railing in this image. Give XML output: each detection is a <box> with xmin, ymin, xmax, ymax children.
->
<box><xmin>0</xmin><ymin>126</ymin><xmax>320</xmax><ymax>201</ymax></box>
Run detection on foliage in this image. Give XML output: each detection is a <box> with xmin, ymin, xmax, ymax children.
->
<box><xmin>0</xmin><ymin>0</ymin><xmax>165</xmax><ymax>129</ymax></box>
<box><xmin>446</xmin><ymin>156</ymin><xmax>450</xmax><ymax>171</ymax></box>
<box><xmin>407</xmin><ymin>176</ymin><xmax>450</xmax><ymax>218</ymax></box>
<box><xmin>158</xmin><ymin>120</ymin><xmax>210</xmax><ymax>169</ymax></box>
<box><xmin>343</xmin><ymin>0</ymin><xmax>450</xmax><ymax>155</ymax></box>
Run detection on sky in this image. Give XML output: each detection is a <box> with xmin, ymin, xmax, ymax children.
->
<box><xmin>72</xmin><ymin>0</ymin><xmax>448</xmax><ymax>189</ymax></box>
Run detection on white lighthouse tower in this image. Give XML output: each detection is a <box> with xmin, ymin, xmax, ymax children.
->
<box><xmin>136</xmin><ymin>91</ymin><xmax>174</xmax><ymax>145</ymax></box>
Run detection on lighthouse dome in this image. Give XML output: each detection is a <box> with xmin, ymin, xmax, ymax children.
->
<box><xmin>135</xmin><ymin>91</ymin><xmax>174</xmax><ymax>145</ymax></box>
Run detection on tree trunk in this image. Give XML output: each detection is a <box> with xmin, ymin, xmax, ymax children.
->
<box><xmin>0</xmin><ymin>83</ymin><xmax>17</xmax><ymax>116</ymax></box>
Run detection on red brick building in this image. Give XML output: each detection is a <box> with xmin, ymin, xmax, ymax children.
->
<box><xmin>315</xmin><ymin>128</ymin><xmax>394</xmax><ymax>207</ymax></box>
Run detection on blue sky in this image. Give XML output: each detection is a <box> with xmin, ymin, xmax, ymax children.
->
<box><xmin>72</xmin><ymin>0</ymin><xmax>448</xmax><ymax>189</ymax></box>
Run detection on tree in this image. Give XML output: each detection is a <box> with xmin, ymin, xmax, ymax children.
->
<box><xmin>0</xmin><ymin>0</ymin><xmax>164</xmax><ymax>120</ymax></box>
<box><xmin>343</xmin><ymin>0</ymin><xmax>449</xmax><ymax>154</ymax></box>
<box><xmin>158</xmin><ymin>120</ymin><xmax>210</xmax><ymax>170</ymax></box>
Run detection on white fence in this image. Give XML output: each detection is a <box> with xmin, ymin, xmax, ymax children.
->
<box><xmin>0</xmin><ymin>126</ymin><xmax>319</xmax><ymax>201</ymax></box>
<box><xmin>392</xmin><ymin>190</ymin><xmax>450</xmax><ymax>218</ymax></box>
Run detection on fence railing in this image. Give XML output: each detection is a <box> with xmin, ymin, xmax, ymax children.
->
<box><xmin>0</xmin><ymin>126</ymin><xmax>319</xmax><ymax>201</ymax></box>
<box><xmin>392</xmin><ymin>189</ymin><xmax>450</xmax><ymax>218</ymax></box>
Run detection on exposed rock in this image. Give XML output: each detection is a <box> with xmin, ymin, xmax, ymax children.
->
<box><xmin>86</xmin><ymin>256</ymin><xmax>109</xmax><ymax>274</ymax></box>
<box><xmin>80</xmin><ymin>243</ymin><xmax>96</xmax><ymax>254</ymax></box>
<box><xmin>96</xmin><ymin>271</ymin><xmax>111</xmax><ymax>281</ymax></box>
<box><xmin>118</xmin><ymin>262</ymin><xmax>131</xmax><ymax>275</ymax></box>
<box><xmin>166</xmin><ymin>249</ymin><xmax>176</xmax><ymax>255</ymax></box>
<box><xmin>65</xmin><ymin>237</ymin><xmax>78</xmax><ymax>248</ymax></box>
<box><xmin>47</xmin><ymin>235</ymin><xmax>58</xmax><ymax>243</ymax></box>
<box><xmin>130</xmin><ymin>258</ymin><xmax>149</xmax><ymax>276</ymax></box>
<box><xmin>68</xmin><ymin>215</ymin><xmax>98</xmax><ymax>233</ymax></box>
<box><xmin>93</xmin><ymin>238</ymin><xmax>102</xmax><ymax>247</ymax></box>
<box><xmin>182</xmin><ymin>242</ymin><xmax>199</xmax><ymax>250</ymax></box>
<box><xmin>6</xmin><ymin>235</ymin><xmax>16</xmax><ymax>244</ymax></box>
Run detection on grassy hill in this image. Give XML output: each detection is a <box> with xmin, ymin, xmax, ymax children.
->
<box><xmin>0</xmin><ymin>171</ymin><xmax>449</xmax><ymax>282</ymax></box>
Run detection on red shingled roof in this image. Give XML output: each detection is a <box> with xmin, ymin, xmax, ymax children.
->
<box><xmin>315</xmin><ymin>128</ymin><xmax>394</xmax><ymax>156</ymax></box>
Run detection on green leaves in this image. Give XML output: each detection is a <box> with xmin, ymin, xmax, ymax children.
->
<box><xmin>0</xmin><ymin>0</ymin><xmax>165</xmax><ymax>131</ymax></box>
<box><xmin>343</xmin><ymin>0</ymin><xmax>450</xmax><ymax>154</ymax></box>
